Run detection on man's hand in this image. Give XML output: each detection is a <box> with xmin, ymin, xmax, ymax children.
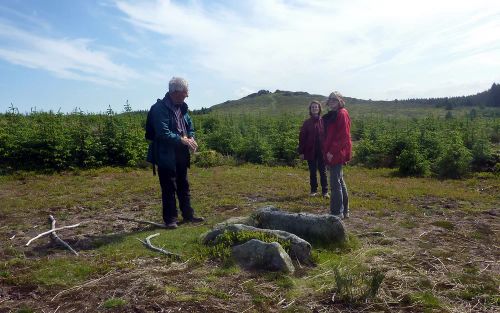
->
<box><xmin>189</xmin><ymin>138</ymin><xmax>198</xmax><ymax>153</ymax></box>
<box><xmin>181</xmin><ymin>136</ymin><xmax>198</xmax><ymax>153</ymax></box>
<box><xmin>327</xmin><ymin>152</ymin><xmax>333</xmax><ymax>162</ymax></box>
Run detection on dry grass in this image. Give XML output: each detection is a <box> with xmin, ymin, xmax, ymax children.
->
<box><xmin>0</xmin><ymin>165</ymin><xmax>498</xmax><ymax>312</ymax></box>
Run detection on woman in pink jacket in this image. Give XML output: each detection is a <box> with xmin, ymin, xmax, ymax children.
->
<box><xmin>323</xmin><ymin>92</ymin><xmax>352</xmax><ymax>218</ymax></box>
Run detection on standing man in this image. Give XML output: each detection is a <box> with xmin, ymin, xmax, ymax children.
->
<box><xmin>146</xmin><ymin>77</ymin><xmax>204</xmax><ymax>229</ymax></box>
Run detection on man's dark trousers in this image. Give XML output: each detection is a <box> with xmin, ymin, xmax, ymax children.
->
<box><xmin>157</xmin><ymin>146</ymin><xmax>194</xmax><ymax>224</ymax></box>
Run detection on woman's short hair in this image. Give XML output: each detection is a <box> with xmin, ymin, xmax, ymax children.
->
<box><xmin>169</xmin><ymin>77</ymin><xmax>189</xmax><ymax>93</ymax></box>
<box><xmin>327</xmin><ymin>91</ymin><xmax>345</xmax><ymax>108</ymax></box>
<box><xmin>309</xmin><ymin>100</ymin><xmax>322</xmax><ymax>116</ymax></box>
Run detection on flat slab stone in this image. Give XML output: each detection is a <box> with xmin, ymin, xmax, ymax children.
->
<box><xmin>254</xmin><ymin>206</ymin><xmax>346</xmax><ymax>244</ymax></box>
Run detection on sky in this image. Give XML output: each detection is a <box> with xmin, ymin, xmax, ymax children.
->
<box><xmin>0</xmin><ymin>0</ymin><xmax>499</xmax><ymax>113</ymax></box>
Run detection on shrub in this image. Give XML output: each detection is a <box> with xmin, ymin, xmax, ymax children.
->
<box><xmin>193</xmin><ymin>150</ymin><xmax>235</xmax><ymax>167</ymax></box>
<box><xmin>269</xmin><ymin>129</ymin><xmax>299</xmax><ymax>165</ymax></box>
<box><xmin>235</xmin><ymin>131</ymin><xmax>273</xmax><ymax>164</ymax></box>
<box><xmin>204</xmin><ymin>127</ymin><xmax>240</xmax><ymax>155</ymax></box>
<box><xmin>353</xmin><ymin>139</ymin><xmax>379</xmax><ymax>167</ymax></box>
<box><xmin>397</xmin><ymin>145</ymin><xmax>430</xmax><ymax>176</ymax></box>
<box><xmin>434</xmin><ymin>142</ymin><xmax>472</xmax><ymax>179</ymax></box>
<box><xmin>470</xmin><ymin>135</ymin><xmax>494</xmax><ymax>170</ymax></box>
<box><xmin>418</xmin><ymin>130</ymin><xmax>444</xmax><ymax>162</ymax></box>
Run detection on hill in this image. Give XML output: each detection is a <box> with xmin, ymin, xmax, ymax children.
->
<box><xmin>208</xmin><ymin>89</ymin><xmax>327</xmax><ymax>115</ymax></box>
<box><xmin>196</xmin><ymin>84</ymin><xmax>500</xmax><ymax>117</ymax></box>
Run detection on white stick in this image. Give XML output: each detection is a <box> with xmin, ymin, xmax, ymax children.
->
<box><xmin>48</xmin><ymin>215</ymin><xmax>78</xmax><ymax>256</ymax></box>
<box><xmin>26</xmin><ymin>223</ymin><xmax>82</xmax><ymax>246</ymax></box>
<box><xmin>137</xmin><ymin>233</ymin><xmax>182</xmax><ymax>259</ymax></box>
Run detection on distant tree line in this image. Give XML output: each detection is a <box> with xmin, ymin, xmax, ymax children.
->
<box><xmin>394</xmin><ymin>83</ymin><xmax>500</xmax><ymax>108</ymax></box>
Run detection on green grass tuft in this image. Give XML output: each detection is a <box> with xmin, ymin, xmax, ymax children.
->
<box><xmin>195</xmin><ymin>287</ymin><xmax>232</xmax><ymax>300</ymax></box>
<box><xmin>431</xmin><ymin>220</ymin><xmax>455</xmax><ymax>230</ymax></box>
<box><xmin>410</xmin><ymin>291</ymin><xmax>443</xmax><ymax>310</ymax></box>
<box><xmin>103</xmin><ymin>297</ymin><xmax>126</xmax><ymax>308</ymax></box>
<box><xmin>332</xmin><ymin>266</ymin><xmax>385</xmax><ymax>302</ymax></box>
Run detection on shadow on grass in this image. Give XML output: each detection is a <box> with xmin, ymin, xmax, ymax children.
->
<box><xmin>27</xmin><ymin>224</ymin><xmax>166</xmax><ymax>257</ymax></box>
<box><xmin>310</xmin><ymin>233</ymin><xmax>361</xmax><ymax>254</ymax></box>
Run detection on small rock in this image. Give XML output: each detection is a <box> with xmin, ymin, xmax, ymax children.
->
<box><xmin>232</xmin><ymin>239</ymin><xmax>295</xmax><ymax>273</ymax></box>
<box><xmin>201</xmin><ymin>223</ymin><xmax>312</xmax><ymax>263</ymax></box>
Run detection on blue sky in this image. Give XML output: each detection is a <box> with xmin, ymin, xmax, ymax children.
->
<box><xmin>0</xmin><ymin>0</ymin><xmax>499</xmax><ymax>113</ymax></box>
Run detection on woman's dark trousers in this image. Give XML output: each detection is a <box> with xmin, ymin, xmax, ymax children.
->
<box><xmin>157</xmin><ymin>147</ymin><xmax>194</xmax><ymax>224</ymax></box>
<box><xmin>307</xmin><ymin>156</ymin><xmax>328</xmax><ymax>194</ymax></box>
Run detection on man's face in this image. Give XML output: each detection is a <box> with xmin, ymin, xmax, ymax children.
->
<box><xmin>170</xmin><ymin>89</ymin><xmax>189</xmax><ymax>105</ymax></box>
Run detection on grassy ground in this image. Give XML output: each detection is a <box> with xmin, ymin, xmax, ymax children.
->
<box><xmin>0</xmin><ymin>165</ymin><xmax>498</xmax><ymax>312</ymax></box>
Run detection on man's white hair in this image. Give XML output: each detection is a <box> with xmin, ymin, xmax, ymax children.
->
<box><xmin>169</xmin><ymin>77</ymin><xmax>189</xmax><ymax>93</ymax></box>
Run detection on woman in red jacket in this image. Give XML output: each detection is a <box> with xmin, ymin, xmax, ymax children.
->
<box><xmin>323</xmin><ymin>92</ymin><xmax>352</xmax><ymax>218</ymax></box>
<box><xmin>298</xmin><ymin>101</ymin><xmax>328</xmax><ymax>197</ymax></box>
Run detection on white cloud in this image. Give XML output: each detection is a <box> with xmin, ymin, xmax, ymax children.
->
<box><xmin>114</xmin><ymin>0</ymin><xmax>500</xmax><ymax>99</ymax></box>
<box><xmin>0</xmin><ymin>21</ymin><xmax>137</xmax><ymax>86</ymax></box>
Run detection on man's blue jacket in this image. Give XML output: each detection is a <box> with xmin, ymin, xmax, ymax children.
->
<box><xmin>146</xmin><ymin>93</ymin><xmax>195</xmax><ymax>172</ymax></box>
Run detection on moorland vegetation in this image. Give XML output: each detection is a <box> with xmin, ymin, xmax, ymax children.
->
<box><xmin>1</xmin><ymin>84</ymin><xmax>499</xmax><ymax>178</ymax></box>
<box><xmin>0</xmin><ymin>85</ymin><xmax>499</xmax><ymax>312</ymax></box>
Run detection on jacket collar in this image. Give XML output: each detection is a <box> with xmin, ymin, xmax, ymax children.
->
<box><xmin>164</xmin><ymin>92</ymin><xmax>188</xmax><ymax>115</ymax></box>
<box><xmin>323</xmin><ymin>109</ymin><xmax>338</xmax><ymax>121</ymax></box>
